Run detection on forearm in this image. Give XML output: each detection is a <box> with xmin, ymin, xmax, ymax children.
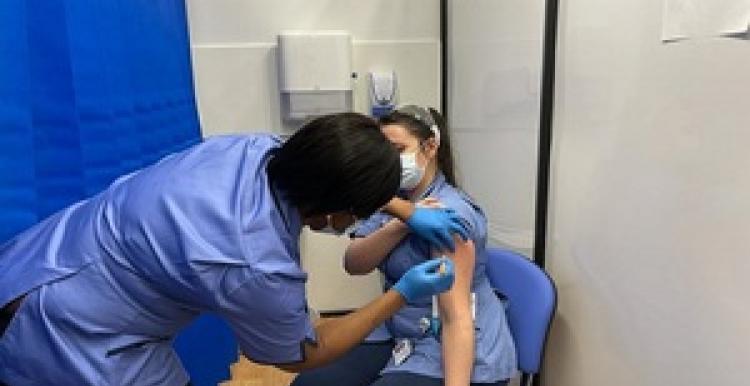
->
<box><xmin>344</xmin><ymin>220</ymin><xmax>409</xmax><ymax>274</ymax></box>
<box><xmin>277</xmin><ymin>289</ymin><xmax>405</xmax><ymax>372</ymax></box>
<box><xmin>441</xmin><ymin>316</ymin><xmax>475</xmax><ymax>386</ymax></box>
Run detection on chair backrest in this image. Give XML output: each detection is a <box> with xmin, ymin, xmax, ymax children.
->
<box><xmin>485</xmin><ymin>247</ymin><xmax>557</xmax><ymax>375</ymax></box>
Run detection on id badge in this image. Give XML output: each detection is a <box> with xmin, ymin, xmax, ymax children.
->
<box><xmin>393</xmin><ymin>339</ymin><xmax>413</xmax><ymax>366</ymax></box>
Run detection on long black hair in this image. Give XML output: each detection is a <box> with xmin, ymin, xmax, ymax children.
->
<box><xmin>379</xmin><ymin>106</ymin><xmax>457</xmax><ymax>186</ymax></box>
<box><xmin>268</xmin><ymin>112</ymin><xmax>401</xmax><ymax>218</ymax></box>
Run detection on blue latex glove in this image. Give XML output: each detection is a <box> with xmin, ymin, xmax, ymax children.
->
<box><xmin>406</xmin><ymin>207</ymin><xmax>470</xmax><ymax>252</ymax></box>
<box><xmin>393</xmin><ymin>258</ymin><xmax>455</xmax><ymax>303</ymax></box>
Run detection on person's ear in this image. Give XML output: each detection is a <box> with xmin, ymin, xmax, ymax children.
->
<box><xmin>422</xmin><ymin>137</ymin><xmax>439</xmax><ymax>159</ymax></box>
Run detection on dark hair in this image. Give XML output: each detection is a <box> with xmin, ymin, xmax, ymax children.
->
<box><xmin>379</xmin><ymin>106</ymin><xmax>457</xmax><ymax>186</ymax></box>
<box><xmin>267</xmin><ymin>112</ymin><xmax>401</xmax><ymax>218</ymax></box>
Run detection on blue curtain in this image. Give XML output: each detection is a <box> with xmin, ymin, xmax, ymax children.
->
<box><xmin>0</xmin><ymin>1</ymin><xmax>236</xmax><ymax>385</ymax></box>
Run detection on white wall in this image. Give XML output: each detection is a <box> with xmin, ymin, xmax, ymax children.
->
<box><xmin>448</xmin><ymin>0</ymin><xmax>545</xmax><ymax>256</ymax></box>
<box><xmin>186</xmin><ymin>0</ymin><xmax>440</xmax><ymax>135</ymax></box>
<box><xmin>545</xmin><ymin>0</ymin><xmax>750</xmax><ymax>385</ymax></box>
<box><xmin>185</xmin><ymin>0</ymin><xmax>441</xmax><ymax>311</ymax></box>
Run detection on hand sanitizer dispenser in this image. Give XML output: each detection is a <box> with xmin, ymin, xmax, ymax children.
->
<box><xmin>278</xmin><ymin>31</ymin><xmax>353</xmax><ymax>121</ymax></box>
<box><xmin>369</xmin><ymin>71</ymin><xmax>397</xmax><ymax>118</ymax></box>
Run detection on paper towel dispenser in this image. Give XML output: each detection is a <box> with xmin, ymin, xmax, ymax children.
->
<box><xmin>277</xmin><ymin>31</ymin><xmax>353</xmax><ymax>121</ymax></box>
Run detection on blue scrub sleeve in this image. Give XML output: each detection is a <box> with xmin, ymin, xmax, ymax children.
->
<box><xmin>352</xmin><ymin>212</ymin><xmax>392</xmax><ymax>238</ymax></box>
<box><xmin>220</xmin><ymin>272</ymin><xmax>316</xmax><ymax>365</ymax></box>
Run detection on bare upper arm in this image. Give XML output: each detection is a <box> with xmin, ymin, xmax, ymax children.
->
<box><xmin>438</xmin><ymin>235</ymin><xmax>475</xmax><ymax>321</ymax></box>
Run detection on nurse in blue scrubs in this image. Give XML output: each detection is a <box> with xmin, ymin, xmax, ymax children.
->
<box><xmin>0</xmin><ymin>113</ymin><xmax>467</xmax><ymax>386</ymax></box>
<box><xmin>292</xmin><ymin>106</ymin><xmax>517</xmax><ymax>386</ymax></box>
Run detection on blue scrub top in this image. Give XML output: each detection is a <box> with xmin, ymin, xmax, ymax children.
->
<box><xmin>0</xmin><ymin>135</ymin><xmax>315</xmax><ymax>385</ymax></box>
<box><xmin>355</xmin><ymin>173</ymin><xmax>517</xmax><ymax>383</ymax></box>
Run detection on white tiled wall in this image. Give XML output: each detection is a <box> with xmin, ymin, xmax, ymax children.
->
<box><xmin>186</xmin><ymin>0</ymin><xmax>441</xmax><ymax>311</ymax></box>
<box><xmin>191</xmin><ymin>40</ymin><xmax>439</xmax><ymax>135</ymax></box>
<box><xmin>187</xmin><ymin>0</ymin><xmax>440</xmax><ymax>136</ymax></box>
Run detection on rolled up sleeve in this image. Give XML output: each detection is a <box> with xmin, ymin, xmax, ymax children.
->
<box><xmin>220</xmin><ymin>272</ymin><xmax>316</xmax><ymax>364</ymax></box>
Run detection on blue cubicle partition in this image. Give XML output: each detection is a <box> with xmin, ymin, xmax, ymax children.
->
<box><xmin>0</xmin><ymin>1</ymin><xmax>236</xmax><ymax>384</ymax></box>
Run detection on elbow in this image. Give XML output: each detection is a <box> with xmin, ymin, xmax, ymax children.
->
<box><xmin>343</xmin><ymin>260</ymin><xmax>357</xmax><ymax>275</ymax></box>
<box><xmin>275</xmin><ymin>362</ymin><xmax>303</xmax><ymax>374</ymax></box>
<box><xmin>343</xmin><ymin>258</ymin><xmax>368</xmax><ymax>276</ymax></box>
<box><xmin>343</xmin><ymin>250</ymin><xmax>370</xmax><ymax>275</ymax></box>
<box><xmin>275</xmin><ymin>338</ymin><xmax>329</xmax><ymax>373</ymax></box>
<box><xmin>276</xmin><ymin>359</ymin><xmax>317</xmax><ymax>374</ymax></box>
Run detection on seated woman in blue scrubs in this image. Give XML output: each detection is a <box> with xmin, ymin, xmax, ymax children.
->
<box><xmin>0</xmin><ymin>113</ymin><xmax>467</xmax><ymax>386</ymax></box>
<box><xmin>292</xmin><ymin>106</ymin><xmax>517</xmax><ymax>386</ymax></box>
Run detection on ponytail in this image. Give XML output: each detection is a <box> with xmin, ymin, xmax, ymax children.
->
<box><xmin>427</xmin><ymin>107</ymin><xmax>456</xmax><ymax>186</ymax></box>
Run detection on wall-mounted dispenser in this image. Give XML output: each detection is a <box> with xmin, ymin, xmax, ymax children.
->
<box><xmin>369</xmin><ymin>71</ymin><xmax>397</xmax><ymax>118</ymax></box>
<box><xmin>278</xmin><ymin>31</ymin><xmax>353</xmax><ymax>121</ymax></box>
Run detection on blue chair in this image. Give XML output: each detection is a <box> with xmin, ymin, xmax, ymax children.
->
<box><xmin>485</xmin><ymin>248</ymin><xmax>557</xmax><ymax>386</ymax></box>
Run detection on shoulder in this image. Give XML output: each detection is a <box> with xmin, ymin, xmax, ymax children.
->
<box><xmin>433</xmin><ymin>185</ymin><xmax>487</xmax><ymax>240</ymax></box>
<box><xmin>202</xmin><ymin>133</ymin><xmax>282</xmax><ymax>146</ymax></box>
<box><xmin>434</xmin><ymin>184</ymin><xmax>484</xmax><ymax>218</ymax></box>
<box><xmin>109</xmin><ymin>133</ymin><xmax>292</xmax><ymax>265</ymax></box>
<box><xmin>141</xmin><ymin>134</ymin><xmax>281</xmax><ymax>197</ymax></box>
<box><xmin>195</xmin><ymin>134</ymin><xmax>282</xmax><ymax>158</ymax></box>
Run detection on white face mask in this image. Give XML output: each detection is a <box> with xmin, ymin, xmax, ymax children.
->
<box><xmin>400</xmin><ymin>151</ymin><xmax>425</xmax><ymax>190</ymax></box>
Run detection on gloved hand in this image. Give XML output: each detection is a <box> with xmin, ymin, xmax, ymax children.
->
<box><xmin>393</xmin><ymin>258</ymin><xmax>455</xmax><ymax>303</ymax></box>
<box><xmin>406</xmin><ymin>207</ymin><xmax>470</xmax><ymax>252</ymax></box>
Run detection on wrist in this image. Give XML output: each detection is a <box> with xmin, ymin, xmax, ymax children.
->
<box><xmin>383</xmin><ymin>197</ymin><xmax>415</xmax><ymax>222</ymax></box>
<box><xmin>391</xmin><ymin>279</ymin><xmax>418</xmax><ymax>303</ymax></box>
<box><xmin>385</xmin><ymin>288</ymin><xmax>408</xmax><ymax>306</ymax></box>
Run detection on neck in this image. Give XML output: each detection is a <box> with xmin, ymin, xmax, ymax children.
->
<box><xmin>408</xmin><ymin>163</ymin><xmax>438</xmax><ymax>201</ymax></box>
